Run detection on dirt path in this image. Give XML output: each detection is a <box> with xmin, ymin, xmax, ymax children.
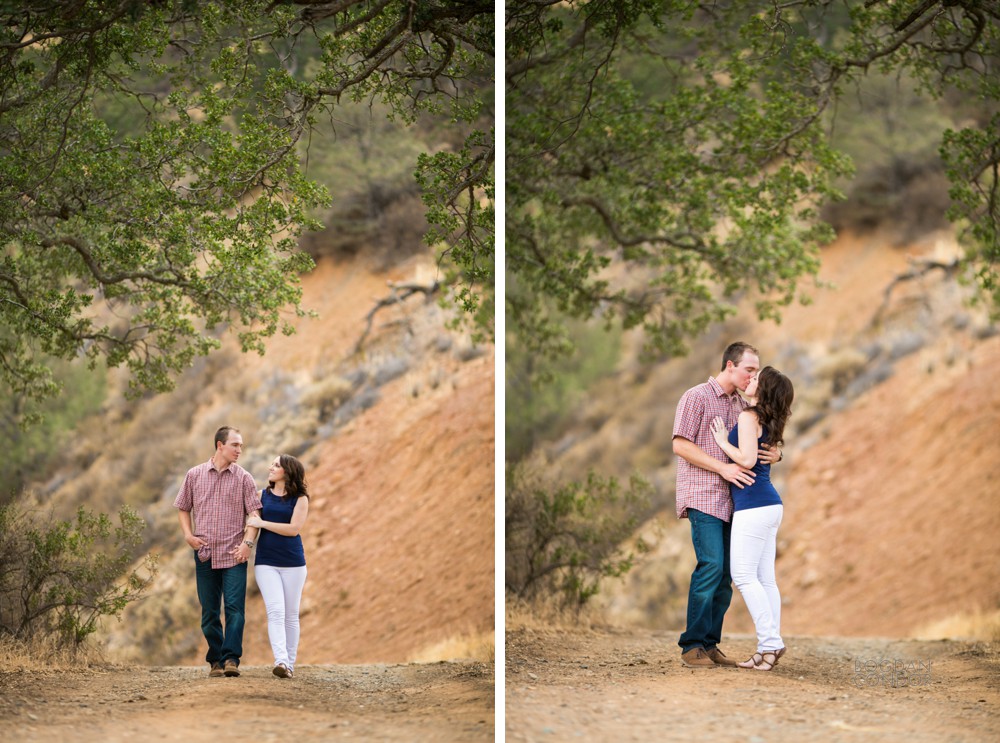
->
<box><xmin>506</xmin><ymin>625</ymin><xmax>999</xmax><ymax>742</ymax></box>
<box><xmin>0</xmin><ymin>661</ymin><xmax>493</xmax><ymax>742</ymax></box>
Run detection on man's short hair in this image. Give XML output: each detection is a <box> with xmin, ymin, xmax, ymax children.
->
<box><xmin>214</xmin><ymin>426</ymin><xmax>240</xmax><ymax>449</ymax></box>
<box><xmin>721</xmin><ymin>342</ymin><xmax>759</xmax><ymax>371</ymax></box>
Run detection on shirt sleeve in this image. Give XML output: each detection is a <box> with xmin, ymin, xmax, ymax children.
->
<box><xmin>173</xmin><ymin>469</ymin><xmax>194</xmax><ymax>511</ymax></box>
<box><xmin>672</xmin><ymin>388</ymin><xmax>705</xmax><ymax>442</ymax></box>
<box><xmin>244</xmin><ymin>475</ymin><xmax>263</xmax><ymax>514</ymax></box>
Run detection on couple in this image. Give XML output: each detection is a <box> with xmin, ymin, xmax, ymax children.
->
<box><xmin>673</xmin><ymin>342</ymin><xmax>794</xmax><ymax>671</ymax></box>
<box><xmin>173</xmin><ymin>426</ymin><xmax>310</xmax><ymax>679</ymax></box>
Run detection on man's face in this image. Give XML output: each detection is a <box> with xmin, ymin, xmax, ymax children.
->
<box><xmin>731</xmin><ymin>352</ymin><xmax>760</xmax><ymax>392</ymax></box>
<box><xmin>217</xmin><ymin>432</ymin><xmax>244</xmax><ymax>464</ymax></box>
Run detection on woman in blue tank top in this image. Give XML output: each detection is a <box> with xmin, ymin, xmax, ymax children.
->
<box><xmin>711</xmin><ymin>366</ymin><xmax>794</xmax><ymax>672</ymax></box>
<box><xmin>246</xmin><ymin>454</ymin><xmax>310</xmax><ymax>678</ymax></box>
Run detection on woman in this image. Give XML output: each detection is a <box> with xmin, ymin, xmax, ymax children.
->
<box><xmin>247</xmin><ymin>454</ymin><xmax>310</xmax><ymax>678</ymax></box>
<box><xmin>711</xmin><ymin>366</ymin><xmax>794</xmax><ymax>671</ymax></box>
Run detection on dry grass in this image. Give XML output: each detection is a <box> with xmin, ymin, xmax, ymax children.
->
<box><xmin>300</xmin><ymin>375</ymin><xmax>355</xmax><ymax>418</ymax></box>
<box><xmin>0</xmin><ymin>634</ymin><xmax>118</xmax><ymax>673</ymax></box>
<box><xmin>505</xmin><ymin>594</ymin><xmax>609</xmax><ymax>633</ymax></box>
<box><xmin>407</xmin><ymin>630</ymin><xmax>495</xmax><ymax>663</ymax></box>
<box><xmin>911</xmin><ymin>608</ymin><xmax>1000</xmax><ymax>643</ymax></box>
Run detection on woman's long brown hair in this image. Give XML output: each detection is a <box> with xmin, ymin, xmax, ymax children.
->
<box><xmin>748</xmin><ymin>366</ymin><xmax>794</xmax><ymax>447</ymax></box>
<box><xmin>269</xmin><ymin>454</ymin><xmax>309</xmax><ymax>500</ymax></box>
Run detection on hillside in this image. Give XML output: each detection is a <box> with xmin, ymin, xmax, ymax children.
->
<box><xmin>24</xmin><ymin>250</ymin><xmax>494</xmax><ymax>667</ymax></box>
<box><xmin>533</xmin><ymin>228</ymin><xmax>1000</xmax><ymax>640</ymax></box>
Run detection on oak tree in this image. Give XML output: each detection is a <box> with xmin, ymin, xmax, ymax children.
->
<box><xmin>506</xmin><ymin>0</ymin><xmax>999</xmax><ymax>358</ymax></box>
<box><xmin>1</xmin><ymin>0</ymin><xmax>494</xmax><ymax>419</ymax></box>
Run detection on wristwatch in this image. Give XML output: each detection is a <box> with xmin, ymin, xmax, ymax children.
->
<box><xmin>243</xmin><ymin>540</ymin><xmax>255</xmax><ymax>548</ymax></box>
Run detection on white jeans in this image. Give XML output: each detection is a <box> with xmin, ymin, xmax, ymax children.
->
<box><xmin>730</xmin><ymin>505</ymin><xmax>783</xmax><ymax>653</ymax></box>
<box><xmin>254</xmin><ymin>564</ymin><xmax>307</xmax><ymax>670</ymax></box>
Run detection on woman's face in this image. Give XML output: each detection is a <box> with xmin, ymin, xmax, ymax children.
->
<box><xmin>268</xmin><ymin>457</ymin><xmax>285</xmax><ymax>482</ymax></box>
<box><xmin>745</xmin><ymin>373</ymin><xmax>759</xmax><ymax>398</ymax></box>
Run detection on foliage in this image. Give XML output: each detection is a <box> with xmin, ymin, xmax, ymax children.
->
<box><xmin>417</xmin><ymin>125</ymin><xmax>495</xmax><ymax>342</ymax></box>
<box><xmin>506</xmin><ymin>301</ymin><xmax>622</xmax><ymax>461</ymax></box>
<box><xmin>505</xmin><ymin>462</ymin><xmax>652</xmax><ymax>608</ymax></box>
<box><xmin>1</xmin><ymin>355</ymin><xmax>106</xmax><ymax>500</ymax></box>
<box><xmin>297</xmin><ymin>100</ymin><xmax>431</xmax><ymax>265</ymax></box>
<box><xmin>819</xmin><ymin>68</ymin><xmax>956</xmax><ymax>237</ymax></box>
<box><xmin>1</xmin><ymin>0</ymin><xmax>494</xmax><ymax>422</ymax></box>
<box><xmin>0</xmin><ymin>502</ymin><xmax>157</xmax><ymax>646</ymax></box>
<box><xmin>505</xmin><ymin>0</ymin><xmax>1000</xmax><ymax>363</ymax></box>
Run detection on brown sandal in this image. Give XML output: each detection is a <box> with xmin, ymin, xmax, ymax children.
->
<box><xmin>738</xmin><ymin>651</ymin><xmax>778</xmax><ymax>671</ymax></box>
<box><xmin>737</xmin><ymin>652</ymin><xmax>763</xmax><ymax>669</ymax></box>
<box><xmin>752</xmin><ymin>651</ymin><xmax>778</xmax><ymax>671</ymax></box>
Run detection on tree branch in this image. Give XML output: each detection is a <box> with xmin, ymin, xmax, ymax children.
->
<box><xmin>870</xmin><ymin>257</ymin><xmax>960</xmax><ymax>328</ymax></box>
<box><xmin>38</xmin><ymin>236</ymin><xmax>186</xmax><ymax>288</ymax></box>
<box><xmin>561</xmin><ymin>195</ymin><xmax>705</xmax><ymax>251</ymax></box>
<box><xmin>506</xmin><ymin>10</ymin><xmax>594</xmax><ymax>81</ymax></box>
<box><xmin>354</xmin><ymin>279</ymin><xmax>441</xmax><ymax>353</ymax></box>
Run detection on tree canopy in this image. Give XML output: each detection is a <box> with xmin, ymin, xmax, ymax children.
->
<box><xmin>506</xmin><ymin>0</ymin><xmax>1000</xmax><ymax>359</ymax></box>
<box><xmin>1</xmin><ymin>0</ymin><xmax>494</xmax><ymax>419</ymax></box>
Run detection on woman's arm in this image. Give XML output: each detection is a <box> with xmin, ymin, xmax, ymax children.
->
<box><xmin>711</xmin><ymin>411</ymin><xmax>759</xmax><ymax>468</ymax></box>
<box><xmin>673</xmin><ymin>435</ymin><xmax>755</xmax><ymax>489</ymax></box>
<box><xmin>243</xmin><ymin>512</ymin><xmax>260</xmax><ymax>544</ymax></box>
<box><xmin>247</xmin><ymin>498</ymin><xmax>310</xmax><ymax>537</ymax></box>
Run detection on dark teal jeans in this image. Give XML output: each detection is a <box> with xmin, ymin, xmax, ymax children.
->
<box><xmin>678</xmin><ymin>509</ymin><xmax>733</xmax><ymax>653</ymax></box>
<box><xmin>194</xmin><ymin>552</ymin><xmax>248</xmax><ymax>666</ymax></box>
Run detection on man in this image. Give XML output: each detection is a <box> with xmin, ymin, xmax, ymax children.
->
<box><xmin>672</xmin><ymin>342</ymin><xmax>781</xmax><ymax>668</ymax></box>
<box><xmin>175</xmin><ymin>426</ymin><xmax>262</xmax><ymax>678</ymax></box>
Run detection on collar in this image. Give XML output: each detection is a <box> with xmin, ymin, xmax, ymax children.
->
<box><xmin>707</xmin><ymin>376</ymin><xmax>738</xmax><ymax>400</ymax></box>
<box><xmin>209</xmin><ymin>457</ymin><xmax>234</xmax><ymax>474</ymax></box>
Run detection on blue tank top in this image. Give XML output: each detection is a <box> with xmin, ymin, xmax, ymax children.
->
<box><xmin>728</xmin><ymin>424</ymin><xmax>782</xmax><ymax>512</ymax></box>
<box><xmin>254</xmin><ymin>489</ymin><xmax>306</xmax><ymax>567</ymax></box>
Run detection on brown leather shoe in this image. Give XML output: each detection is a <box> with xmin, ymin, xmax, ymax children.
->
<box><xmin>209</xmin><ymin>662</ymin><xmax>225</xmax><ymax>678</ymax></box>
<box><xmin>680</xmin><ymin>647</ymin><xmax>717</xmax><ymax>668</ymax></box>
<box><xmin>223</xmin><ymin>659</ymin><xmax>240</xmax><ymax>677</ymax></box>
<box><xmin>706</xmin><ymin>648</ymin><xmax>738</xmax><ymax>667</ymax></box>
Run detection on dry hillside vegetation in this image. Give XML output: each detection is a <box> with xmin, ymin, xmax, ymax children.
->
<box><xmin>536</xmin><ymin>229</ymin><xmax>999</xmax><ymax>640</ymax></box>
<box><xmin>505</xmin><ymin>228</ymin><xmax>999</xmax><ymax>743</ymax></box>
<box><xmin>25</xmin><ymin>252</ymin><xmax>493</xmax><ymax>667</ymax></box>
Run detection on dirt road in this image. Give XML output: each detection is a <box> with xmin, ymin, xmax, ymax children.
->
<box><xmin>1</xmin><ymin>660</ymin><xmax>493</xmax><ymax>742</ymax></box>
<box><xmin>506</xmin><ymin>625</ymin><xmax>999</xmax><ymax>742</ymax></box>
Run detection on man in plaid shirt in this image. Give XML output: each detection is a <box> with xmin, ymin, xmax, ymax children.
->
<box><xmin>672</xmin><ymin>342</ymin><xmax>781</xmax><ymax>668</ymax></box>
<box><xmin>175</xmin><ymin>426</ymin><xmax>262</xmax><ymax>677</ymax></box>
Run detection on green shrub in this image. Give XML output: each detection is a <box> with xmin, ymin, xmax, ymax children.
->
<box><xmin>0</xmin><ymin>356</ymin><xmax>106</xmax><ymax>501</ymax></box>
<box><xmin>505</xmin><ymin>462</ymin><xmax>651</xmax><ymax>608</ymax></box>
<box><xmin>0</xmin><ymin>503</ymin><xmax>157</xmax><ymax>647</ymax></box>
<box><xmin>505</xmin><ymin>310</ymin><xmax>623</xmax><ymax>462</ymax></box>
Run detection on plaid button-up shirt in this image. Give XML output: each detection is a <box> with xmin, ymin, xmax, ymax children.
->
<box><xmin>673</xmin><ymin>376</ymin><xmax>749</xmax><ymax>522</ymax></box>
<box><xmin>173</xmin><ymin>459</ymin><xmax>262</xmax><ymax>569</ymax></box>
